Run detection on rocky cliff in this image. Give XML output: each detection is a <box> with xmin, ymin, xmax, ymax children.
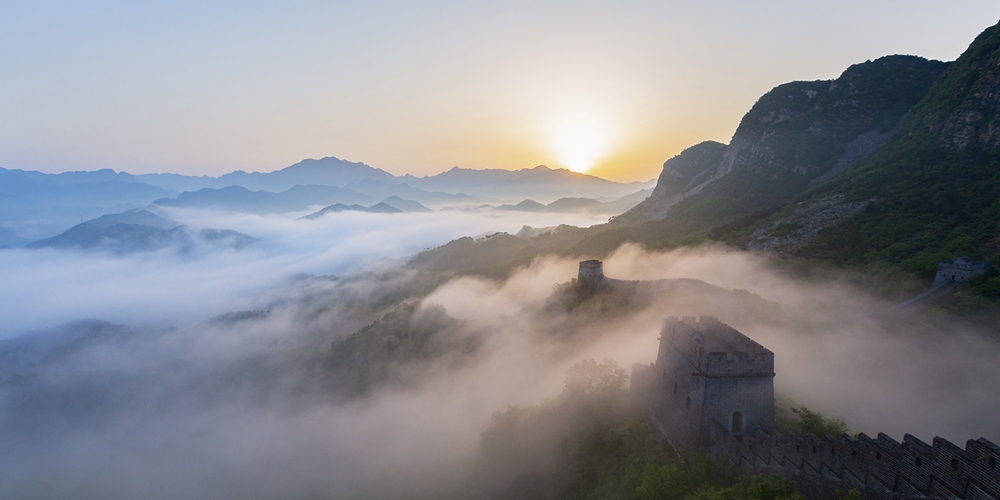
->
<box><xmin>624</xmin><ymin>55</ymin><xmax>949</xmax><ymax>225</ymax></box>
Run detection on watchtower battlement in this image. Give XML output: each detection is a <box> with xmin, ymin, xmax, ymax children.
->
<box><xmin>933</xmin><ymin>256</ymin><xmax>991</xmax><ymax>286</ymax></box>
<box><xmin>631</xmin><ymin>316</ymin><xmax>999</xmax><ymax>499</ymax></box>
<box><xmin>578</xmin><ymin>259</ymin><xmax>606</xmax><ymax>292</ymax></box>
<box><xmin>662</xmin><ymin>316</ymin><xmax>774</xmax><ymax>377</ymax></box>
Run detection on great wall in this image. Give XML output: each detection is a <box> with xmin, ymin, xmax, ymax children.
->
<box><xmin>578</xmin><ymin>261</ymin><xmax>1000</xmax><ymax>499</ymax></box>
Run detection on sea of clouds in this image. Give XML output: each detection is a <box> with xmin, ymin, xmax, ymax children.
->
<box><xmin>0</xmin><ymin>209</ymin><xmax>997</xmax><ymax>499</ymax></box>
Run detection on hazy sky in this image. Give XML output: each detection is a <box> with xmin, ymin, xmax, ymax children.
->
<box><xmin>2</xmin><ymin>1</ymin><xmax>999</xmax><ymax>182</ymax></box>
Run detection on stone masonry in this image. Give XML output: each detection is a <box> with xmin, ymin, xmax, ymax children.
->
<box><xmin>630</xmin><ymin>317</ymin><xmax>1000</xmax><ymax>499</ymax></box>
<box><xmin>933</xmin><ymin>257</ymin><xmax>991</xmax><ymax>287</ymax></box>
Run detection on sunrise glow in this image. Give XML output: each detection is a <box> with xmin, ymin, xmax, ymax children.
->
<box><xmin>550</xmin><ymin>116</ymin><xmax>612</xmax><ymax>173</ymax></box>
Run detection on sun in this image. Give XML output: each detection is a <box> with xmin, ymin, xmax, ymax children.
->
<box><xmin>550</xmin><ymin>116</ymin><xmax>612</xmax><ymax>174</ymax></box>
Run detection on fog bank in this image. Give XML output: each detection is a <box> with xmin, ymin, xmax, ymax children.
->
<box><xmin>1</xmin><ymin>238</ymin><xmax>997</xmax><ymax>498</ymax></box>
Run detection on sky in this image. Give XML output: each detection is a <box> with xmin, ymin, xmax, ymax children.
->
<box><xmin>2</xmin><ymin>1</ymin><xmax>1000</xmax><ymax>182</ymax></box>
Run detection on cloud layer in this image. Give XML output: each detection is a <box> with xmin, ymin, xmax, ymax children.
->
<box><xmin>1</xmin><ymin>219</ymin><xmax>997</xmax><ymax>498</ymax></box>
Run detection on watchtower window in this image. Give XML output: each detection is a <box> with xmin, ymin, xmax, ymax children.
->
<box><xmin>673</xmin><ymin>382</ymin><xmax>678</xmax><ymax>394</ymax></box>
<box><xmin>989</xmin><ymin>456</ymin><xmax>996</xmax><ymax>469</ymax></box>
<box><xmin>686</xmin><ymin>396</ymin><xmax>691</xmax><ymax>409</ymax></box>
<box><xmin>951</xmin><ymin>458</ymin><xmax>959</xmax><ymax>470</ymax></box>
<box><xmin>732</xmin><ymin>411</ymin><xmax>743</xmax><ymax>433</ymax></box>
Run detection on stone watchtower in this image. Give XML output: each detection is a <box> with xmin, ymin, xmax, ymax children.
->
<box><xmin>630</xmin><ymin>316</ymin><xmax>1000</xmax><ymax>500</ymax></box>
<box><xmin>578</xmin><ymin>260</ymin><xmax>606</xmax><ymax>292</ymax></box>
<box><xmin>633</xmin><ymin>316</ymin><xmax>775</xmax><ymax>449</ymax></box>
<box><xmin>933</xmin><ymin>256</ymin><xmax>991</xmax><ymax>286</ymax></box>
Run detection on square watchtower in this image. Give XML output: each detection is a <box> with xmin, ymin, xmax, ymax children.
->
<box><xmin>637</xmin><ymin>316</ymin><xmax>775</xmax><ymax>449</ymax></box>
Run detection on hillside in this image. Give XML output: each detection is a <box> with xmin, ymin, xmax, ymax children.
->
<box><xmin>787</xmin><ymin>23</ymin><xmax>1000</xmax><ymax>281</ymax></box>
<box><xmin>623</xmin><ymin>55</ymin><xmax>949</xmax><ymax>227</ymax></box>
<box><xmin>618</xmin><ymin>140</ymin><xmax>726</xmax><ymax>221</ymax></box>
<box><xmin>406</xmin><ymin>21</ymin><xmax>1000</xmax><ymax>313</ymax></box>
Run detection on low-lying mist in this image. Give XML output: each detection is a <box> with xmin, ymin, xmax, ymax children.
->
<box><xmin>1</xmin><ymin>219</ymin><xmax>997</xmax><ymax>498</ymax></box>
<box><xmin>0</xmin><ymin>207</ymin><xmax>608</xmax><ymax>338</ymax></box>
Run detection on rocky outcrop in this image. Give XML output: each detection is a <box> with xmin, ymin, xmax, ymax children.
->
<box><xmin>745</xmin><ymin>194</ymin><xmax>872</xmax><ymax>253</ymax></box>
<box><xmin>620</xmin><ymin>141</ymin><xmax>726</xmax><ymax>220</ymax></box>
<box><xmin>905</xmin><ymin>23</ymin><xmax>1000</xmax><ymax>151</ymax></box>
<box><xmin>626</xmin><ymin>56</ymin><xmax>948</xmax><ymax>225</ymax></box>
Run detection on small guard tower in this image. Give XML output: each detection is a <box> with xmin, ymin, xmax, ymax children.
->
<box><xmin>933</xmin><ymin>257</ymin><xmax>991</xmax><ymax>286</ymax></box>
<box><xmin>578</xmin><ymin>260</ymin><xmax>606</xmax><ymax>292</ymax></box>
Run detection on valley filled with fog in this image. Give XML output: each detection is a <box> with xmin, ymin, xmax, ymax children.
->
<box><xmin>0</xmin><ymin>206</ymin><xmax>611</xmax><ymax>337</ymax></box>
<box><xmin>2</xmin><ymin>178</ymin><xmax>999</xmax><ymax>498</ymax></box>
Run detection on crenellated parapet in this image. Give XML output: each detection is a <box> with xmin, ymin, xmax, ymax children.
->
<box><xmin>706</xmin><ymin>419</ymin><xmax>1000</xmax><ymax>500</ymax></box>
<box><xmin>661</xmin><ymin>316</ymin><xmax>774</xmax><ymax>377</ymax></box>
<box><xmin>632</xmin><ymin>314</ymin><xmax>998</xmax><ymax>499</ymax></box>
<box><xmin>578</xmin><ymin>260</ymin><xmax>606</xmax><ymax>291</ymax></box>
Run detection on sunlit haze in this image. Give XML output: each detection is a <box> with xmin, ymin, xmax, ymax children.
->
<box><xmin>550</xmin><ymin>113</ymin><xmax>613</xmax><ymax>173</ymax></box>
<box><xmin>3</xmin><ymin>4</ymin><xmax>1000</xmax><ymax>497</ymax></box>
<box><xmin>2</xmin><ymin>2</ymin><xmax>999</xmax><ymax>181</ymax></box>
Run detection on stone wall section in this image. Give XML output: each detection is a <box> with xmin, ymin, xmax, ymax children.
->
<box><xmin>630</xmin><ymin>312</ymin><xmax>1000</xmax><ymax>499</ymax></box>
<box><xmin>706</xmin><ymin>421</ymin><xmax>999</xmax><ymax>500</ymax></box>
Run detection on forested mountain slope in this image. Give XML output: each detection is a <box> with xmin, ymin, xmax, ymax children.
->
<box><xmin>624</xmin><ymin>55</ymin><xmax>949</xmax><ymax>227</ymax></box>
<box><xmin>790</xmin><ymin>22</ymin><xmax>1000</xmax><ymax>277</ymax></box>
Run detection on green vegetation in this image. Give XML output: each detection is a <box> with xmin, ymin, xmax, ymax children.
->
<box><xmin>788</xmin><ymin>407</ymin><xmax>850</xmax><ymax>438</ymax></box>
<box><xmin>792</xmin><ymin>23</ymin><xmax>1000</xmax><ymax>303</ymax></box>
<box><xmin>325</xmin><ymin>302</ymin><xmax>478</xmax><ymax>396</ymax></box>
<box><xmin>654</xmin><ymin>141</ymin><xmax>728</xmax><ymax>198</ymax></box>
<box><xmin>478</xmin><ymin>359</ymin><xmax>805</xmax><ymax>500</ymax></box>
<box><xmin>666</xmin><ymin>55</ymin><xmax>948</xmax><ymax>226</ymax></box>
<box><xmin>709</xmin><ymin>205</ymin><xmax>784</xmax><ymax>241</ymax></box>
<box><xmin>406</xmin><ymin>24</ymin><xmax>1000</xmax><ymax>315</ymax></box>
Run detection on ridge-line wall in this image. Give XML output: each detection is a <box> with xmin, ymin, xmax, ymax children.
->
<box><xmin>706</xmin><ymin>420</ymin><xmax>1000</xmax><ymax>499</ymax></box>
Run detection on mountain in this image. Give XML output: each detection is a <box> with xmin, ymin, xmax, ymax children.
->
<box><xmin>208</xmin><ymin>157</ymin><xmax>396</xmax><ymax>192</ymax></box>
<box><xmin>545</xmin><ymin>197</ymin><xmax>605</xmax><ymax>212</ymax></box>
<box><xmin>496</xmin><ymin>199</ymin><xmax>547</xmax><ymax>212</ymax></box>
<box><xmin>301</xmin><ymin>202</ymin><xmax>403</xmax><ymax>220</ymax></box>
<box><xmin>493</xmin><ymin>189</ymin><xmax>654</xmax><ymax>215</ymax></box>
<box><xmin>533</xmin><ymin>21</ymin><xmax>1000</xmax><ymax>308</ymax></box>
<box><xmin>401</xmin><ymin>165</ymin><xmax>655</xmax><ymax>203</ymax></box>
<box><xmin>132</xmin><ymin>172</ymin><xmax>213</xmax><ymax>192</ymax></box>
<box><xmin>0</xmin><ymin>168</ymin><xmax>178</xmax><ymax>239</ymax></box>
<box><xmin>402</xmin><ymin>22</ymin><xmax>1000</xmax><ymax>306</ymax></box>
<box><xmin>81</xmin><ymin>209</ymin><xmax>178</xmax><ymax>230</ymax></box>
<box><xmin>152</xmin><ymin>185</ymin><xmax>375</xmax><ymax>214</ymax></box>
<box><xmin>620</xmin><ymin>141</ymin><xmax>727</xmax><ymax>220</ymax></box>
<box><xmin>0</xmin><ymin>320</ymin><xmax>139</xmax><ymax>383</ymax></box>
<box><xmin>379</xmin><ymin>196</ymin><xmax>431</xmax><ymax>213</ymax></box>
<box><xmin>26</xmin><ymin>209</ymin><xmax>257</xmax><ymax>253</ymax></box>
<box><xmin>777</xmin><ymin>22</ymin><xmax>1000</xmax><ymax>277</ymax></box>
<box><xmin>343</xmin><ymin>179</ymin><xmax>477</xmax><ymax>205</ymax></box>
<box><xmin>600</xmin><ymin>188</ymin><xmax>654</xmax><ymax>215</ymax></box>
<box><xmin>280</xmin><ymin>184</ymin><xmax>376</xmax><ymax>206</ymax></box>
<box><xmin>622</xmin><ymin>55</ymin><xmax>950</xmax><ymax>225</ymax></box>
<box><xmin>154</xmin><ymin>186</ymin><xmax>287</xmax><ymax>213</ymax></box>
<box><xmin>0</xmin><ymin>226</ymin><xmax>28</xmax><ymax>248</ymax></box>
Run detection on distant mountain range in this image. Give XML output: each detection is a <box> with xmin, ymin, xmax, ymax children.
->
<box><xmin>1</xmin><ymin>157</ymin><xmax>653</xmax><ymax>242</ymax></box>
<box><xmin>496</xmin><ymin>188</ymin><xmax>653</xmax><ymax>215</ymax></box>
<box><xmin>301</xmin><ymin>202</ymin><xmax>402</xmax><ymax>220</ymax></box>
<box><xmin>0</xmin><ymin>167</ymin><xmax>177</xmax><ymax>239</ymax></box>
<box><xmin>25</xmin><ymin>209</ymin><xmax>258</xmax><ymax>254</ymax></box>
<box><xmin>399</xmin><ymin>165</ymin><xmax>653</xmax><ymax>201</ymax></box>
